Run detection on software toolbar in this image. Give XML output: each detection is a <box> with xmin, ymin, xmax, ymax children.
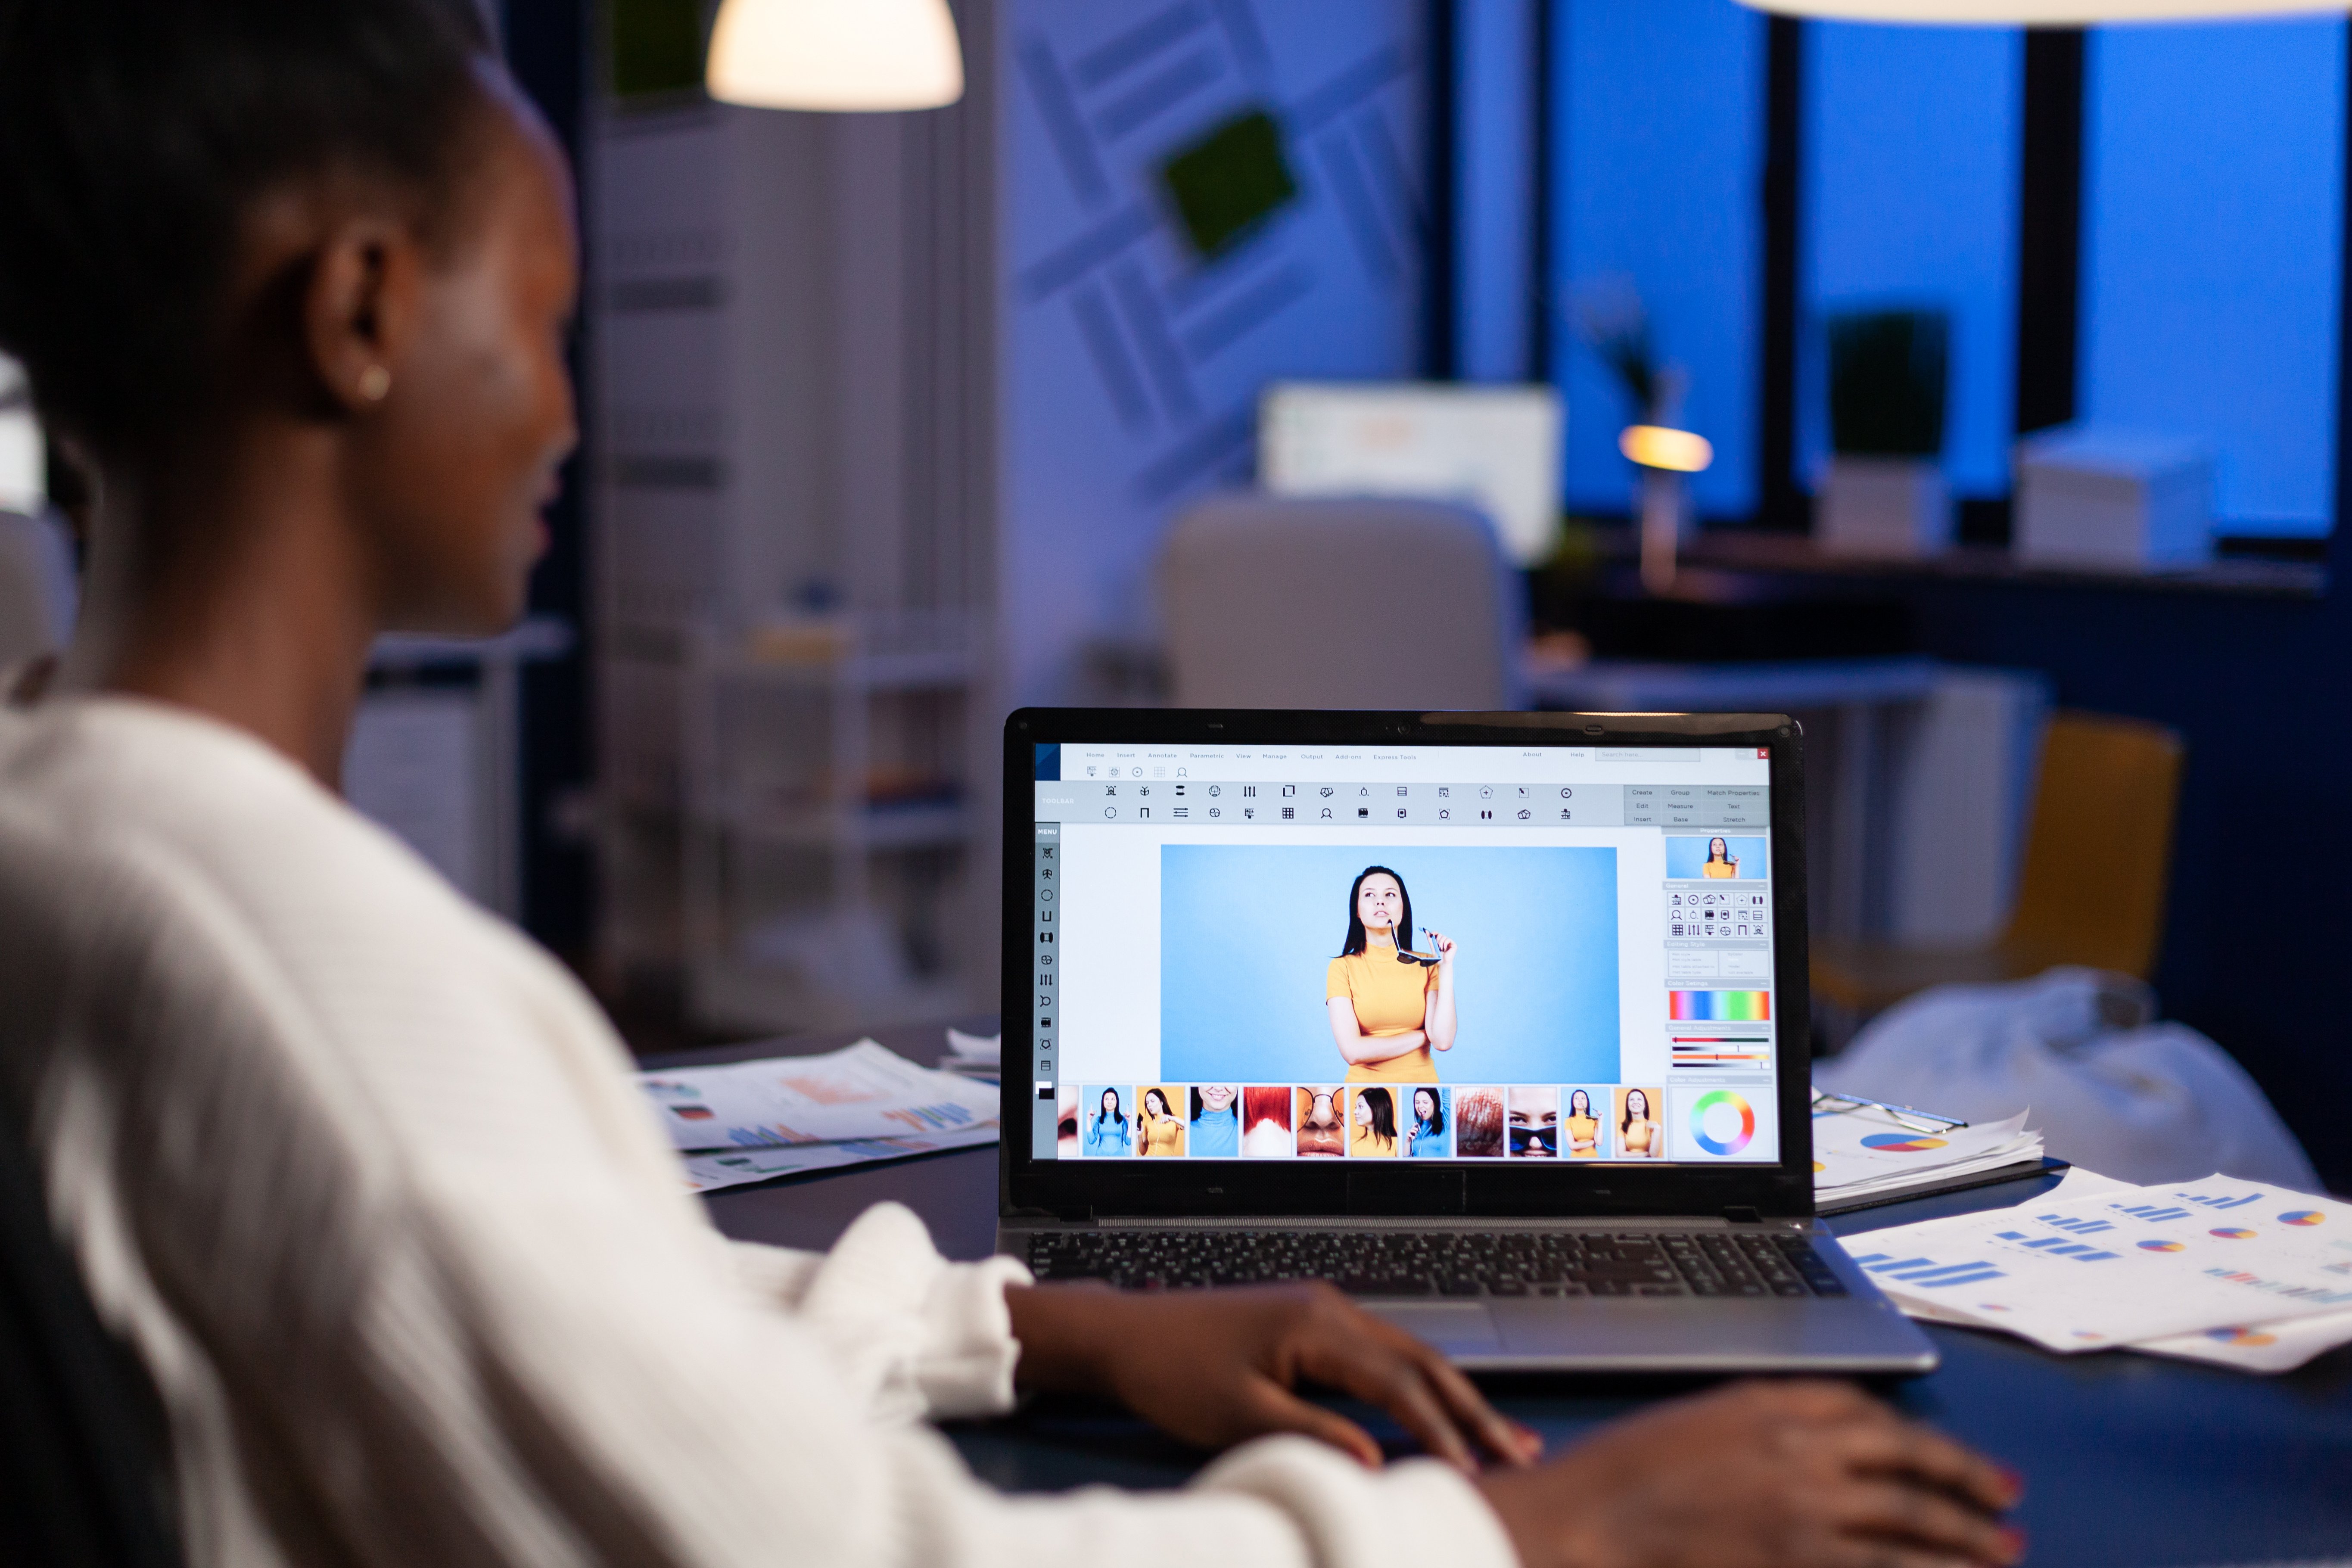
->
<box><xmin>1034</xmin><ymin>781</ymin><xmax>1769</xmax><ymax>830</ymax></box>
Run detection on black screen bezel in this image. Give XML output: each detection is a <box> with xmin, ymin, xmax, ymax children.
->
<box><xmin>1000</xmin><ymin>708</ymin><xmax>1814</xmax><ymax>1221</ymax></box>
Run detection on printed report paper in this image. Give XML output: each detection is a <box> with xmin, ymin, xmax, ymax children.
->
<box><xmin>680</xmin><ymin>1121</ymin><xmax>1000</xmax><ymax>1194</ymax></box>
<box><xmin>1813</xmin><ymin>1106</ymin><xmax>2041</xmax><ymax>1205</ymax></box>
<box><xmin>638</xmin><ymin>1039</ymin><xmax>1001</xmax><ymax>1151</ymax></box>
<box><xmin>1848</xmin><ymin>1173</ymin><xmax>2352</xmax><ymax>1353</ymax></box>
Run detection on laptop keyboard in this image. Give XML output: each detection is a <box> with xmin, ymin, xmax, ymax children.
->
<box><xmin>1023</xmin><ymin>1229</ymin><xmax>1850</xmax><ymax>1299</ymax></box>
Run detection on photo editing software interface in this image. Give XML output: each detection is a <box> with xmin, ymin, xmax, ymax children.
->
<box><xmin>1027</xmin><ymin>741</ymin><xmax>1781</xmax><ymax>1167</ymax></box>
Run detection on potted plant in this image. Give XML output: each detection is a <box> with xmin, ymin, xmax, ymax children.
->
<box><xmin>1818</xmin><ymin>307</ymin><xmax>1952</xmax><ymax>557</ymax></box>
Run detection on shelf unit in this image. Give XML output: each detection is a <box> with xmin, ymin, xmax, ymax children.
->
<box><xmin>681</xmin><ymin>612</ymin><xmax>983</xmax><ymax>1031</ymax></box>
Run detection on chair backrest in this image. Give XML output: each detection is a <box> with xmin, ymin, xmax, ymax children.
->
<box><xmin>0</xmin><ymin>1113</ymin><xmax>180</xmax><ymax>1568</ymax></box>
<box><xmin>1160</xmin><ymin>493</ymin><xmax>1524</xmax><ymax>709</ymax></box>
<box><xmin>2002</xmin><ymin>710</ymin><xmax>2185</xmax><ymax>979</ymax></box>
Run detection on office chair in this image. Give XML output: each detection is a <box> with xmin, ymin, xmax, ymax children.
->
<box><xmin>1812</xmin><ymin>710</ymin><xmax>2186</xmax><ymax>1016</ymax></box>
<box><xmin>0</xmin><ymin>1112</ymin><xmax>180</xmax><ymax>1568</ymax></box>
<box><xmin>1160</xmin><ymin>494</ymin><xmax>1527</xmax><ymax>709</ymax></box>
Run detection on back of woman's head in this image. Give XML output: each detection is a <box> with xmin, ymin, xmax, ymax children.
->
<box><xmin>0</xmin><ymin>0</ymin><xmax>494</xmax><ymax>461</ymax></box>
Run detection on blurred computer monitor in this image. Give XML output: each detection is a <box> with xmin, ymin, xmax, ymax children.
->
<box><xmin>1257</xmin><ymin>381</ymin><xmax>1562</xmax><ymax>565</ymax></box>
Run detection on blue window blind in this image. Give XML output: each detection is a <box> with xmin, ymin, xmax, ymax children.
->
<box><xmin>1798</xmin><ymin>24</ymin><xmax>2020</xmax><ymax>499</ymax></box>
<box><xmin>2080</xmin><ymin>19</ymin><xmax>2345</xmax><ymax>536</ymax></box>
<box><xmin>1554</xmin><ymin>0</ymin><xmax>1763</xmax><ymax>519</ymax></box>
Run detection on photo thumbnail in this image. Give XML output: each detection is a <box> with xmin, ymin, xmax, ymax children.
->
<box><xmin>1453</xmin><ymin>1087</ymin><xmax>1506</xmax><ymax>1158</ymax></box>
<box><xmin>1160</xmin><ymin>845</ymin><xmax>1623</xmax><ymax>1089</ymax></box>
<box><xmin>1665</xmin><ymin>835</ymin><xmax>1768</xmax><ymax>880</ymax></box>
<box><xmin>1403</xmin><ymin>1085</ymin><xmax>1451</xmax><ymax>1158</ymax></box>
<box><xmin>1347</xmin><ymin>1086</ymin><xmax>1400</xmax><ymax>1157</ymax></box>
<box><xmin>1241</xmin><ymin>1086</ymin><xmax>1293</xmax><ymax>1157</ymax></box>
<box><xmin>1295</xmin><ymin>1086</ymin><xmax>1347</xmax><ymax>1157</ymax></box>
<box><xmin>1561</xmin><ymin>1086</ymin><xmax>1611</xmax><ymax>1158</ymax></box>
<box><xmin>1615</xmin><ymin>1086</ymin><xmax>1664</xmax><ymax>1159</ymax></box>
<box><xmin>1187</xmin><ymin>1084</ymin><xmax>1240</xmax><ymax>1157</ymax></box>
<box><xmin>1508</xmin><ymin>1086</ymin><xmax>1559</xmax><ymax>1157</ymax></box>
<box><xmin>1055</xmin><ymin>1087</ymin><xmax>1078</xmax><ymax>1159</ymax></box>
<box><xmin>1136</xmin><ymin>1086</ymin><xmax>1185</xmax><ymax>1156</ymax></box>
<box><xmin>1080</xmin><ymin>1085</ymin><xmax>1135</xmax><ymax>1157</ymax></box>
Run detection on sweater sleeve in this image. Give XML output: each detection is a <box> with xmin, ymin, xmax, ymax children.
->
<box><xmin>403</xmin><ymin>1159</ymin><xmax>1523</xmax><ymax>1568</ymax></box>
<box><xmin>724</xmin><ymin>1209</ymin><xmax>1033</xmax><ymax>1422</ymax></box>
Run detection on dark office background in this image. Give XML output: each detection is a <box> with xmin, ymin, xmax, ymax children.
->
<box><xmin>502</xmin><ymin>0</ymin><xmax>2352</xmax><ymax>1187</ymax></box>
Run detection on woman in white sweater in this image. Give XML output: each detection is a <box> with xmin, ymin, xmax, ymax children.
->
<box><xmin>0</xmin><ymin>4</ymin><xmax>2023</xmax><ymax>1568</ymax></box>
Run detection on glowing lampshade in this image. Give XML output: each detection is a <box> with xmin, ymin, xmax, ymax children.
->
<box><xmin>706</xmin><ymin>0</ymin><xmax>964</xmax><ymax>112</ymax></box>
<box><xmin>1620</xmin><ymin>425</ymin><xmax>1715</xmax><ymax>474</ymax></box>
<box><xmin>1740</xmin><ymin>0</ymin><xmax>2337</xmax><ymax>19</ymax></box>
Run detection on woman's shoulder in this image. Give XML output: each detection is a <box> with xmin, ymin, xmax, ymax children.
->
<box><xmin>1325</xmin><ymin>952</ymin><xmax>1357</xmax><ymax>987</ymax></box>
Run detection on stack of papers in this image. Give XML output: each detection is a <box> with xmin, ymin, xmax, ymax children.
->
<box><xmin>1853</xmin><ymin>1168</ymin><xmax>2352</xmax><ymax>1372</ymax></box>
<box><xmin>1813</xmin><ymin>1092</ymin><xmax>2045</xmax><ymax>1211</ymax></box>
<box><xmin>639</xmin><ymin>1039</ymin><xmax>1001</xmax><ymax>1195</ymax></box>
<box><xmin>938</xmin><ymin>1027</ymin><xmax>1002</xmax><ymax>1080</ymax></box>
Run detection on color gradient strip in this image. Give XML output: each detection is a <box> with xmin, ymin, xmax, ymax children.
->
<box><xmin>1668</xmin><ymin>989</ymin><xmax>1771</xmax><ymax>1021</ymax></box>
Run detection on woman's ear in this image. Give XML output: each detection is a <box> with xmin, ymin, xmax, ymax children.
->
<box><xmin>302</xmin><ymin>214</ymin><xmax>426</xmax><ymax>414</ymax></box>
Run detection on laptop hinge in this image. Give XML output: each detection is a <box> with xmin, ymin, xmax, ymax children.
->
<box><xmin>1004</xmin><ymin>1203</ymin><xmax>1091</xmax><ymax>1224</ymax></box>
<box><xmin>1720</xmin><ymin>1205</ymin><xmax>1763</xmax><ymax>1225</ymax></box>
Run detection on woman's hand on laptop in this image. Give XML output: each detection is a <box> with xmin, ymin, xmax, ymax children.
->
<box><xmin>1476</xmin><ymin>1380</ymin><xmax>2023</xmax><ymax>1568</ymax></box>
<box><xmin>1005</xmin><ymin>1281</ymin><xmax>1541</xmax><ymax>1471</ymax></box>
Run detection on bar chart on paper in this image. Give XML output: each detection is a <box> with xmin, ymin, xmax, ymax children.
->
<box><xmin>1848</xmin><ymin>1177</ymin><xmax>2352</xmax><ymax>1353</ymax></box>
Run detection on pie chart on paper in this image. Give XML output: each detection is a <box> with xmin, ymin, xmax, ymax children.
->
<box><xmin>1860</xmin><ymin>1132</ymin><xmax>1949</xmax><ymax>1153</ymax></box>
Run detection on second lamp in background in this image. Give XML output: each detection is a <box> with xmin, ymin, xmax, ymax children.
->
<box><xmin>706</xmin><ymin>0</ymin><xmax>964</xmax><ymax>111</ymax></box>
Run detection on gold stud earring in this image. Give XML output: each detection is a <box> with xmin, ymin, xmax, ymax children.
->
<box><xmin>357</xmin><ymin>364</ymin><xmax>392</xmax><ymax>403</ymax></box>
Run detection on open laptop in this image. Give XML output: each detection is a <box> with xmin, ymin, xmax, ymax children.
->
<box><xmin>996</xmin><ymin>708</ymin><xmax>1936</xmax><ymax>1374</ymax></box>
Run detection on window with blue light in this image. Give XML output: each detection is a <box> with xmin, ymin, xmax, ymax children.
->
<box><xmin>1798</xmin><ymin>24</ymin><xmax>2019</xmax><ymax>502</ymax></box>
<box><xmin>2079</xmin><ymin>19</ymin><xmax>2344</xmax><ymax>538</ymax></box>
<box><xmin>1527</xmin><ymin>6</ymin><xmax>2344</xmax><ymax>543</ymax></box>
<box><xmin>1552</xmin><ymin>0</ymin><xmax>1763</xmax><ymax>521</ymax></box>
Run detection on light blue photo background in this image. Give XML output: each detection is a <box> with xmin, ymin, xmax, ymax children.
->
<box><xmin>1664</xmin><ymin>835</ymin><xmax>1769</xmax><ymax>879</ymax></box>
<box><xmin>1160</xmin><ymin>846</ymin><xmax>1621</xmax><ymax>1085</ymax></box>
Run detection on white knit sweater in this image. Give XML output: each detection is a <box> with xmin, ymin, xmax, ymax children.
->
<box><xmin>0</xmin><ymin>697</ymin><xmax>1515</xmax><ymax>1568</ymax></box>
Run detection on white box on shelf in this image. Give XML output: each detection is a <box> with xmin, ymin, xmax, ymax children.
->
<box><xmin>2014</xmin><ymin>426</ymin><xmax>2213</xmax><ymax>569</ymax></box>
<box><xmin>1816</xmin><ymin>457</ymin><xmax>1953</xmax><ymax>558</ymax></box>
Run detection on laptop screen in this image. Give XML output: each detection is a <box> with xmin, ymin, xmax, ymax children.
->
<box><xmin>1025</xmin><ymin>738</ymin><xmax>1783</xmax><ymax>1169</ymax></box>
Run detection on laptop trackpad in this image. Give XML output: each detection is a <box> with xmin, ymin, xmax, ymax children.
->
<box><xmin>1363</xmin><ymin>1301</ymin><xmax>1502</xmax><ymax>1355</ymax></box>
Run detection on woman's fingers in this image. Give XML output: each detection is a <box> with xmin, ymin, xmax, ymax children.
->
<box><xmin>1816</xmin><ymin>1412</ymin><xmax>2022</xmax><ymax>1513</ymax></box>
<box><xmin>1404</xmin><ymin>1339</ymin><xmax>1542</xmax><ymax>1465</ymax></box>
<box><xmin>1233</xmin><ymin>1377</ymin><xmax>1384</xmax><ymax>1468</ymax></box>
<box><xmin>1296</xmin><ymin>1331</ymin><xmax>1482</xmax><ymax>1471</ymax></box>
<box><xmin>1829</xmin><ymin>1480</ymin><xmax>2021</xmax><ymax>1565</ymax></box>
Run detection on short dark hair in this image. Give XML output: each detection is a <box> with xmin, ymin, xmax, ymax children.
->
<box><xmin>0</xmin><ymin>0</ymin><xmax>496</xmax><ymax>460</ymax></box>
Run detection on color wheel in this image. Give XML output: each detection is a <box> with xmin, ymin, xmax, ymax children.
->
<box><xmin>2280</xmin><ymin>1210</ymin><xmax>2325</xmax><ymax>1226</ymax></box>
<box><xmin>2210</xmin><ymin>1227</ymin><xmax>2258</xmax><ymax>1240</ymax></box>
<box><xmin>2137</xmin><ymin>1239</ymin><xmax>2185</xmax><ymax>1252</ymax></box>
<box><xmin>1860</xmin><ymin>1131</ymin><xmax>1949</xmax><ymax>1153</ymax></box>
<box><xmin>1689</xmin><ymin>1090</ymin><xmax>1755</xmax><ymax>1156</ymax></box>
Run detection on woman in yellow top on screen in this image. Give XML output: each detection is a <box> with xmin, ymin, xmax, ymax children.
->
<box><xmin>1325</xmin><ymin>865</ymin><xmax>1456</xmax><ymax>1084</ymax></box>
<box><xmin>1702</xmin><ymin>836</ymin><xmax>1739</xmax><ymax>878</ymax></box>
<box><xmin>1137</xmin><ymin>1087</ymin><xmax>1185</xmax><ymax>1156</ymax></box>
<box><xmin>1564</xmin><ymin>1088</ymin><xmax>1602</xmax><ymax>1157</ymax></box>
<box><xmin>1621</xmin><ymin>1087</ymin><xmax>1664</xmax><ymax>1158</ymax></box>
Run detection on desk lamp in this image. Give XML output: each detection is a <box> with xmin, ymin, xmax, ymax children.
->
<box><xmin>1619</xmin><ymin>425</ymin><xmax>1715</xmax><ymax>595</ymax></box>
<box><xmin>706</xmin><ymin>0</ymin><xmax>964</xmax><ymax>111</ymax></box>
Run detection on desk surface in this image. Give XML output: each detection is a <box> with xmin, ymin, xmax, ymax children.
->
<box><xmin>673</xmin><ymin>1025</ymin><xmax>2352</xmax><ymax>1567</ymax></box>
